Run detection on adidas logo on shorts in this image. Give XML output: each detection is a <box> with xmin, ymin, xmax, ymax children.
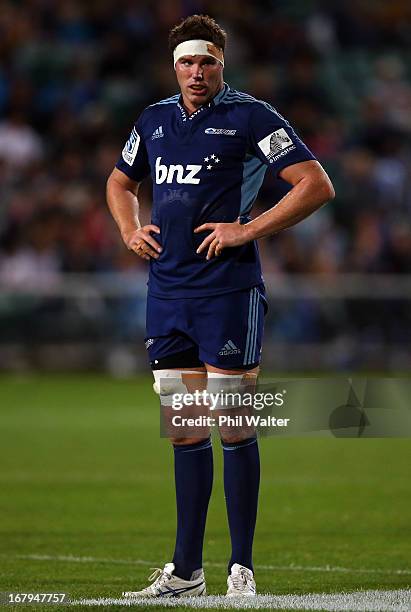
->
<box><xmin>218</xmin><ymin>340</ymin><xmax>241</xmax><ymax>356</ymax></box>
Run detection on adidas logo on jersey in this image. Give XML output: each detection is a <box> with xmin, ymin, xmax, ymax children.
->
<box><xmin>218</xmin><ymin>340</ymin><xmax>241</xmax><ymax>356</ymax></box>
<box><xmin>155</xmin><ymin>156</ymin><xmax>202</xmax><ymax>185</ymax></box>
<box><xmin>151</xmin><ymin>125</ymin><xmax>164</xmax><ymax>140</ymax></box>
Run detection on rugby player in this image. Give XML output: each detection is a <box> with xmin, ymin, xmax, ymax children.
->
<box><xmin>106</xmin><ymin>14</ymin><xmax>334</xmax><ymax>598</ymax></box>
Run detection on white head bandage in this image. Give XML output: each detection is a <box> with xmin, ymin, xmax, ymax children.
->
<box><xmin>173</xmin><ymin>39</ymin><xmax>224</xmax><ymax>68</ymax></box>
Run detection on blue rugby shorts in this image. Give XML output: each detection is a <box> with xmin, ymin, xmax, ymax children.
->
<box><xmin>145</xmin><ymin>284</ymin><xmax>267</xmax><ymax>370</ymax></box>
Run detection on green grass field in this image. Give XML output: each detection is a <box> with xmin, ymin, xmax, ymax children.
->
<box><xmin>0</xmin><ymin>374</ymin><xmax>410</xmax><ymax>611</ymax></box>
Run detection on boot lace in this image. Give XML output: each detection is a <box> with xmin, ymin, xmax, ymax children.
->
<box><xmin>231</xmin><ymin>567</ymin><xmax>250</xmax><ymax>591</ymax></box>
<box><xmin>145</xmin><ymin>567</ymin><xmax>172</xmax><ymax>593</ymax></box>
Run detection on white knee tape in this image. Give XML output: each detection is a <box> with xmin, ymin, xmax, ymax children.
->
<box><xmin>207</xmin><ymin>372</ymin><xmax>243</xmax><ymax>391</ymax></box>
<box><xmin>207</xmin><ymin>372</ymin><xmax>257</xmax><ymax>389</ymax></box>
<box><xmin>152</xmin><ymin>369</ymin><xmax>204</xmax><ymax>406</ymax></box>
<box><xmin>206</xmin><ymin>372</ymin><xmax>258</xmax><ymax>409</ymax></box>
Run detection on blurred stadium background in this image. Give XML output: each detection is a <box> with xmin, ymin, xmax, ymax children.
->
<box><xmin>0</xmin><ymin>0</ymin><xmax>410</xmax><ymax>373</ymax></box>
<box><xmin>1</xmin><ymin>3</ymin><xmax>410</xmax><ymax>606</ymax></box>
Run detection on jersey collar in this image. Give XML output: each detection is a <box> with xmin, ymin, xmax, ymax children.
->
<box><xmin>177</xmin><ymin>82</ymin><xmax>230</xmax><ymax>122</ymax></box>
<box><xmin>177</xmin><ymin>100</ymin><xmax>211</xmax><ymax>122</ymax></box>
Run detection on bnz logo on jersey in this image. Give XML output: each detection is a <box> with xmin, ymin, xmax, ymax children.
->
<box><xmin>155</xmin><ymin>156</ymin><xmax>202</xmax><ymax>185</ymax></box>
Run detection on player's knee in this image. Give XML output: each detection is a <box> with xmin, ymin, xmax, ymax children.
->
<box><xmin>220</xmin><ymin>433</ymin><xmax>249</xmax><ymax>444</ymax></box>
<box><xmin>207</xmin><ymin>370</ymin><xmax>258</xmax><ymax>443</ymax></box>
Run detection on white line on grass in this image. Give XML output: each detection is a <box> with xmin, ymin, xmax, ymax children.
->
<box><xmin>3</xmin><ymin>553</ymin><xmax>411</xmax><ymax>576</ymax></box>
<box><xmin>70</xmin><ymin>590</ymin><xmax>411</xmax><ymax>611</ymax></box>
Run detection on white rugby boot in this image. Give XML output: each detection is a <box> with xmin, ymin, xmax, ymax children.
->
<box><xmin>122</xmin><ymin>562</ymin><xmax>206</xmax><ymax>598</ymax></box>
<box><xmin>226</xmin><ymin>563</ymin><xmax>256</xmax><ymax>597</ymax></box>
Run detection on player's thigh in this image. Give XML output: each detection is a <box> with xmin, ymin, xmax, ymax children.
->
<box><xmin>150</xmin><ymin>348</ymin><xmax>209</xmax><ymax>446</ymax></box>
<box><xmin>145</xmin><ymin>291</ymin><xmax>203</xmax><ymax>368</ymax></box>
<box><xmin>205</xmin><ymin>363</ymin><xmax>259</xmax><ymax>444</ymax></box>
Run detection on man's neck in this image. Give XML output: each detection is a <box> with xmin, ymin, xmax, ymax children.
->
<box><xmin>182</xmin><ymin>100</ymin><xmax>203</xmax><ymax>116</ymax></box>
<box><xmin>181</xmin><ymin>83</ymin><xmax>224</xmax><ymax>116</ymax></box>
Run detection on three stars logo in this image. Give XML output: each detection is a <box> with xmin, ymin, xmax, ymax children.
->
<box><xmin>203</xmin><ymin>153</ymin><xmax>220</xmax><ymax>170</ymax></box>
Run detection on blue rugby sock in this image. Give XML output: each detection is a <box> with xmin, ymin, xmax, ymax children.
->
<box><xmin>172</xmin><ymin>438</ymin><xmax>213</xmax><ymax>580</ymax></box>
<box><xmin>222</xmin><ymin>437</ymin><xmax>260</xmax><ymax>573</ymax></box>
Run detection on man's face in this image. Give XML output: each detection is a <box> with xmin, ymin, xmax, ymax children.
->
<box><xmin>175</xmin><ymin>55</ymin><xmax>224</xmax><ymax>109</ymax></box>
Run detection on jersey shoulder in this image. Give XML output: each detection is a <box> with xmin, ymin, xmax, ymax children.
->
<box><xmin>147</xmin><ymin>93</ymin><xmax>180</xmax><ymax>109</ymax></box>
<box><xmin>143</xmin><ymin>93</ymin><xmax>180</xmax><ymax>120</ymax></box>
<box><xmin>221</xmin><ymin>86</ymin><xmax>287</xmax><ymax>123</ymax></box>
<box><xmin>137</xmin><ymin>93</ymin><xmax>180</xmax><ymax>135</ymax></box>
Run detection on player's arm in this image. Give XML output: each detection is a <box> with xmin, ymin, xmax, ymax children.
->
<box><xmin>106</xmin><ymin>168</ymin><xmax>162</xmax><ymax>261</ymax></box>
<box><xmin>195</xmin><ymin>161</ymin><xmax>334</xmax><ymax>259</ymax></box>
<box><xmin>196</xmin><ymin>103</ymin><xmax>335</xmax><ymax>259</ymax></box>
<box><xmin>243</xmin><ymin>159</ymin><xmax>335</xmax><ymax>241</ymax></box>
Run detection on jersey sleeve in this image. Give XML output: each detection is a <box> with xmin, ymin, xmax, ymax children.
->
<box><xmin>115</xmin><ymin>115</ymin><xmax>151</xmax><ymax>182</ymax></box>
<box><xmin>247</xmin><ymin>102</ymin><xmax>316</xmax><ymax>175</ymax></box>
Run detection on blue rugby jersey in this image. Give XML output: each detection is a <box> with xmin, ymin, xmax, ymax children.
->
<box><xmin>116</xmin><ymin>83</ymin><xmax>316</xmax><ymax>298</ymax></box>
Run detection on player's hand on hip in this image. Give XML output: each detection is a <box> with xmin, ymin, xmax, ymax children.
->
<box><xmin>122</xmin><ymin>225</ymin><xmax>162</xmax><ymax>261</ymax></box>
<box><xmin>194</xmin><ymin>220</ymin><xmax>251</xmax><ymax>260</ymax></box>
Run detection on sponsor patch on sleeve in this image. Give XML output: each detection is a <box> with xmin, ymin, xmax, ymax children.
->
<box><xmin>122</xmin><ymin>127</ymin><xmax>140</xmax><ymax>166</ymax></box>
<box><xmin>257</xmin><ymin>128</ymin><xmax>295</xmax><ymax>163</ymax></box>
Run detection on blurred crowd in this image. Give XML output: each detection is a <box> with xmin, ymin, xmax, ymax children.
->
<box><xmin>0</xmin><ymin>0</ymin><xmax>411</xmax><ymax>290</ymax></box>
